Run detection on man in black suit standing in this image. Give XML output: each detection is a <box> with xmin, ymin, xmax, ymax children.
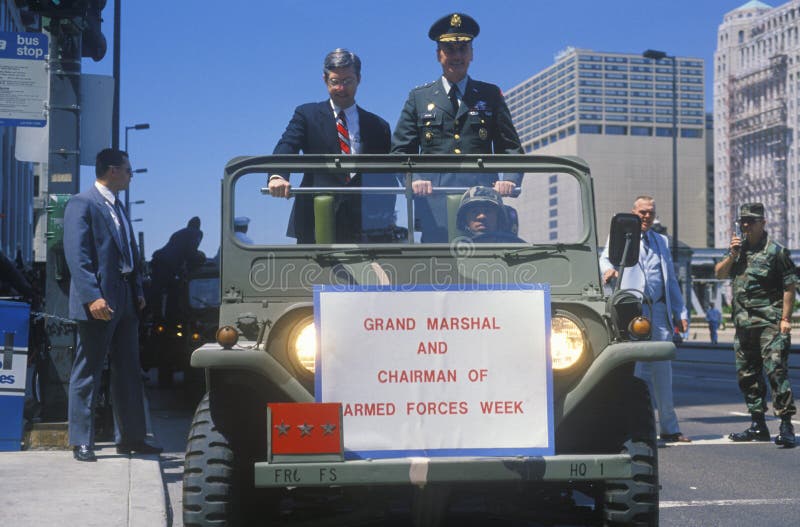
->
<box><xmin>391</xmin><ymin>13</ymin><xmax>523</xmax><ymax>242</ymax></box>
<box><xmin>63</xmin><ymin>148</ymin><xmax>162</xmax><ymax>461</ymax></box>
<box><xmin>148</xmin><ymin>216</ymin><xmax>204</xmax><ymax>317</ymax></box>
<box><xmin>267</xmin><ymin>48</ymin><xmax>393</xmax><ymax>243</ymax></box>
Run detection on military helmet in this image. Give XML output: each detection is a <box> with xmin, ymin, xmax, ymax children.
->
<box><xmin>456</xmin><ymin>186</ymin><xmax>508</xmax><ymax>231</ymax></box>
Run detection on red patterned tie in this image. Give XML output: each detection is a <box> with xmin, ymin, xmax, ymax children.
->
<box><xmin>337</xmin><ymin>111</ymin><xmax>351</xmax><ymax>154</ymax></box>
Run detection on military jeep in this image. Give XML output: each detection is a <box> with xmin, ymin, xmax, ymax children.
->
<box><xmin>182</xmin><ymin>154</ymin><xmax>672</xmax><ymax>526</ymax></box>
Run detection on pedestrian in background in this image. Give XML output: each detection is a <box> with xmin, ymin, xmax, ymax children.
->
<box><xmin>715</xmin><ymin>202</ymin><xmax>796</xmax><ymax>448</ymax></box>
<box><xmin>599</xmin><ymin>195</ymin><xmax>691</xmax><ymax>443</ymax></box>
<box><xmin>63</xmin><ymin>148</ymin><xmax>162</xmax><ymax>461</ymax></box>
<box><xmin>706</xmin><ymin>302</ymin><xmax>722</xmax><ymax>344</ymax></box>
<box><xmin>233</xmin><ymin>216</ymin><xmax>253</xmax><ymax>244</ymax></box>
<box><xmin>391</xmin><ymin>12</ymin><xmax>523</xmax><ymax>242</ymax></box>
<box><xmin>148</xmin><ymin>216</ymin><xmax>204</xmax><ymax>317</ymax></box>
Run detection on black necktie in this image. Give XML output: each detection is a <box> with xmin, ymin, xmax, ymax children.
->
<box><xmin>448</xmin><ymin>84</ymin><xmax>459</xmax><ymax>114</ymax></box>
<box><xmin>114</xmin><ymin>200</ymin><xmax>133</xmax><ymax>267</ymax></box>
<box><xmin>642</xmin><ymin>232</ymin><xmax>651</xmax><ymax>253</ymax></box>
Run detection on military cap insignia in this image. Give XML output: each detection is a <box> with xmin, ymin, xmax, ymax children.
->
<box><xmin>451</xmin><ymin>14</ymin><xmax>462</xmax><ymax>27</ymax></box>
<box><xmin>479</xmin><ymin>127</ymin><xmax>488</xmax><ymax>140</ymax></box>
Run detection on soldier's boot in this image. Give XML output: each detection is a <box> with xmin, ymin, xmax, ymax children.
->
<box><xmin>775</xmin><ymin>416</ymin><xmax>796</xmax><ymax>448</ymax></box>
<box><xmin>729</xmin><ymin>413</ymin><xmax>771</xmax><ymax>442</ymax></box>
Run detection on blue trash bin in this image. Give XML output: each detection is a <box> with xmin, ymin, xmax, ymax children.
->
<box><xmin>0</xmin><ymin>299</ymin><xmax>30</xmax><ymax>451</ymax></box>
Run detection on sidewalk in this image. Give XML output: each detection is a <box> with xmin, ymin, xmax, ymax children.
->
<box><xmin>682</xmin><ymin>323</ymin><xmax>800</xmax><ymax>351</ymax></box>
<box><xmin>0</xmin><ymin>443</ymin><xmax>166</xmax><ymax>527</ymax></box>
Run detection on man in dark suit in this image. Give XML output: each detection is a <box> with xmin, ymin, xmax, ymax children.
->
<box><xmin>391</xmin><ymin>13</ymin><xmax>524</xmax><ymax>242</ymax></box>
<box><xmin>268</xmin><ymin>48</ymin><xmax>393</xmax><ymax>243</ymax></box>
<box><xmin>64</xmin><ymin>148</ymin><xmax>162</xmax><ymax>461</ymax></box>
<box><xmin>148</xmin><ymin>216</ymin><xmax>204</xmax><ymax>317</ymax></box>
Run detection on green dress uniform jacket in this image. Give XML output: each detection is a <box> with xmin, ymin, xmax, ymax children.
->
<box><xmin>391</xmin><ymin>77</ymin><xmax>523</xmax><ymax>241</ymax></box>
<box><xmin>391</xmin><ymin>77</ymin><xmax>522</xmax><ymax>157</ymax></box>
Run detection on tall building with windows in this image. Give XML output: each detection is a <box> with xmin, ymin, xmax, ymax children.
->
<box><xmin>0</xmin><ymin>3</ymin><xmax>39</xmax><ymax>263</ymax></box>
<box><xmin>505</xmin><ymin>47</ymin><xmax>708</xmax><ymax>247</ymax></box>
<box><xmin>714</xmin><ymin>0</ymin><xmax>800</xmax><ymax>248</ymax></box>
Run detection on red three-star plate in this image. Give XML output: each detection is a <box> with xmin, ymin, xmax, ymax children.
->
<box><xmin>268</xmin><ymin>402</ymin><xmax>343</xmax><ymax>455</ymax></box>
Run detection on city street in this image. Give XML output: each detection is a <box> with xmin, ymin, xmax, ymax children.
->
<box><xmin>149</xmin><ymin>345</ymin><xmax>800</xmax><ymax>526</ymax></box>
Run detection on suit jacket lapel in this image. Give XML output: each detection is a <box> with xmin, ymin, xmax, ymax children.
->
<box><xmin>430</xmin><ymin>80</ymin><xmax>456</xmax><ymax>118</ymax></box>
<box><xmin>90</xmin><ymin>186</ymin><xmax>126</xmax><ymax>259</ymax></box>
<box><xmin>357</xmin><ymin>106</ymin><xmax>377</xmax><ymax>153</ymax></box>
<box><xmin>456</xmin><ymin>79</ymin><xmax>478</xmax><ymax>120</ymax></box>
<box><xmin>318</xmin><ymin>101</ymin><xmax>339</xmax><ymax>152</ymax></box>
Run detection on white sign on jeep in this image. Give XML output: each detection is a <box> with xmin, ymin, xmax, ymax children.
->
<box><xmin>315</xmin><ymin>285</ymin><xmax>553</xmax><ymax>459</ymax></box>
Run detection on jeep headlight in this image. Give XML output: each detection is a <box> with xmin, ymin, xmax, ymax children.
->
<box><xmin>551</xmin><ymin>315</ymin><xmax>585</xmax><ymax>370</ymax></box>
<box><xmin>292</xmin><ymin>320</ymin><xmax>317</xmax><ymax>373</ymax></box>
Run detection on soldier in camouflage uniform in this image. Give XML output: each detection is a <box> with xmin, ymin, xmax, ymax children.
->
<box><xmin>715</xmin><ymin>203</ymin><xmax>797</xmax><ymax>448</ymax></box>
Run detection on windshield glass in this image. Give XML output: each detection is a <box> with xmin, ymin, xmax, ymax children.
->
<box><xmin>233</xmin><ymin>170</ymin><xmax>585</xmax><ymax>246</ymax></box>
<box><xmin>188</xmin><ymin>277</ymin><xmax>220</xmax><ymax>309</ymax></box>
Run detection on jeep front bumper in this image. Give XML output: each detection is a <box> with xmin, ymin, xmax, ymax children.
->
<box><xmin>255</xmin><ymin>453</ymin><xmax>631</xmax><ymax>488</ymax></box>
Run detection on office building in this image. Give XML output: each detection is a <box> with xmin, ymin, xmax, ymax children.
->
<box><xmin>0</xmin><ymin>4</ymin><xmax>39</xmax><ymax>263</ymax></box>
<box><xmin>715</xmin><ymin>0</ymin><xmax>800</xmax><ymax>247</ymax></box>
<box><xmin>505</xmin><ymin>47</ymin><xmax>708</xmax><ymax>247</ymax></box>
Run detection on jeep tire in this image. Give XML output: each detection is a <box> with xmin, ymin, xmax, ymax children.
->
<box><xmin>602</xmin><ymin>376</ymin><xmax>659</xmax><ymax>526</ymax></box>
<box><xmin>183</xmin><ymin>390</ymin><xmax>277</xmax><ymax>526</ymax></box>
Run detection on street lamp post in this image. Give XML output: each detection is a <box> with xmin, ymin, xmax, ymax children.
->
<box><xmin>643</xmin><ymin>49</ymin><xmax>678</xmax><ymax>261</ymax></box>
<box><xmin>123</xmin><ymin>123</ymin><xmax>150</xmax><ymax>208</ymax></box>
<box><xmin>129</xmin><ymin>199</ymin><xmax>145</xmax><ymax>217</ymax></box>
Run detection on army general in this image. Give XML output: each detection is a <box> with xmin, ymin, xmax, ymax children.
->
<box><xmin>391</xmin><ymin>13</ymin><xmax>523</xmax><ymax>242</ymax></box>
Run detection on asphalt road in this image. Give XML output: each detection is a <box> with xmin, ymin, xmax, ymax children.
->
<box><xmin>660</xmin><ymin>346</ymin><xmax>800</xmax><ymax>527</ymax></box>
<box><xmin>149</xmin><ymin>346</ymin><xmax>800</xmax><ymax>526</ymax></box>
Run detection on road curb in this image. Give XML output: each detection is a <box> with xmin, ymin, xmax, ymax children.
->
<box><xmin>129</xmin><ymin>455</ymin><xmax>168</xmax><ymax>527</ymax></box>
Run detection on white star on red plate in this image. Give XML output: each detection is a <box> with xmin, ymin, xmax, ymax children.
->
<box><xmin>297</xmin><ymin>423</ymin><xmax>314</xmax><ymax>437</ymax></box>
<box><xmin>321</xmin><ymin>423</ymin><xmax>336</xmax><ymax>435</ymax></box>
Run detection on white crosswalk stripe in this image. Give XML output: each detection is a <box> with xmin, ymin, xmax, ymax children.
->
<box><xmin>661</xmin><ymin>498</ymin><xmax>800</xmax><ymax>508</ymax></box>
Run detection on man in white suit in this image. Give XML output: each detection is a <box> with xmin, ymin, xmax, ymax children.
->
<box><xmin>599</xmin><ymin>195</ymin><xmax>691</xmax><ymax>443</ymax></box>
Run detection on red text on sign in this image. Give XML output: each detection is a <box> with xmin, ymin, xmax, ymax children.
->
<box><xmin>479</xmin><ymin>400</ymin><xmax>524</xmax><ymax>414</ymax></box>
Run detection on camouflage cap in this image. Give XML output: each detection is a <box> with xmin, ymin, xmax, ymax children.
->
<box><xmin>739</xmin><ymin>202</ymin><xmax>765</xmax><ymax>219</ymax></box>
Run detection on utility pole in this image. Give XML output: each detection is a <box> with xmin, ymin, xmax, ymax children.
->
<box><xmin>31</xmin><ymin>0</ymin><xmax>109</xmax><ymax>420</ymax></box>
<box><xmin>42</xmin><ymin>13</ymin><xmax>83</xmax><ymax>420</ymax></box>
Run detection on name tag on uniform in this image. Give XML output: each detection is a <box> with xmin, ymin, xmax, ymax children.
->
<box><xmin>421</xmin><ymin>111</ymin><xmax>436</xmax><ymax>120</ymax></box>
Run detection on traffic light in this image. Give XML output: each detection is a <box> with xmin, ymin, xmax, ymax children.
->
<box><xmin>25</xmin><ymin>0</ymin><xmax>107</xmax><ymax>62</ymax></box>
<box><xmin>81</xmin><ymin>0</ymin><xmax>106</xmax><ymax>62</ymax></box>
<box><xmin>25</xmin><ymin>1</ymin><xmax>84</xmax><ymax>15</ymax></box>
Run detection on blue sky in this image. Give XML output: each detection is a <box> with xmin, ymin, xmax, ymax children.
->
<box><xmin>81</xmin><ymin>0</ymin><xmax>743</xmax><ymax>257</ymax></box>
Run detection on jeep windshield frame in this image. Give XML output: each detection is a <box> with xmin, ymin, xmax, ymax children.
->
<box><xmin>220</xmin><ymin>154</ymin><xmax>602</xmax><ymax>300</ymax></box>
<box><xmin>226</xmin><ymin>154</ymin><xmax>593</xmax><ymax>245</ymax></box>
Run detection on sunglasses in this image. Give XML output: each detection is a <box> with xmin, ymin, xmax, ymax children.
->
<box><xmin>738</xmin><ymin>218</ymin><xmax>762</xmax><ymax>226</ymax></box>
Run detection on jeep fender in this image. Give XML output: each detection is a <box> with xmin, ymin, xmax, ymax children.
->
<box><xmin>191</xmin><ymin>344</ymin><xmax>313</xmax><ymax>402</ymax></box>
<box><xmin>561</xmin><ymin>341</ymin><xmax>675</xmax><ymax>419</ymax></box>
